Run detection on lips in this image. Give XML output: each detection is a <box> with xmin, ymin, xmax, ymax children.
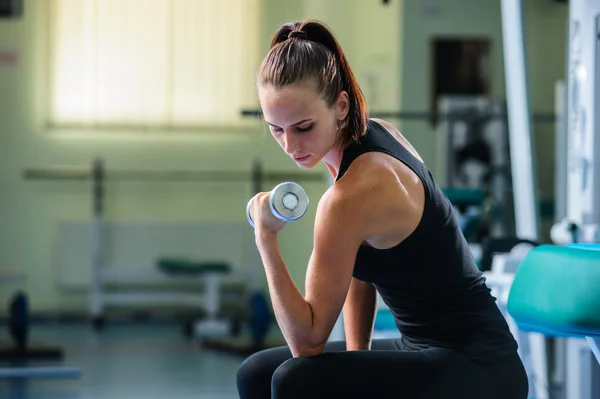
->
<box><xmin>293</xmin><ymin>155</ymin><xmax>310</xmax><ymax>162</ymax></box>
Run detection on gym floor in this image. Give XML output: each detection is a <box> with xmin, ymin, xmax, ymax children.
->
<box><xmin>0</xmin><ymin>322</ymin><xmax>245</xmax><ymax>399</ymax></box>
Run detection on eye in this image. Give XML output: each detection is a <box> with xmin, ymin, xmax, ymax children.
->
<box><xmin>270</xmin><ymin>126</ymin><xmax>283</xmax><ymax>134</ymax></box>
<box><xmin>296</xmin><ymin>124</ymin><xmax>313</xmax><ymax>133</ymax></box>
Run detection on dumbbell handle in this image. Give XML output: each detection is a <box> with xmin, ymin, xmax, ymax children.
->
<box><xmin>246</xmin><ymin>182</ymin><xmax>309</xmax><ymax>228</ymax></box>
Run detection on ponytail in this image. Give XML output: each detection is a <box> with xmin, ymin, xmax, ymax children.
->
<box><xmin>258</xmin><ymin>20</ymin><xmax>368</xmax><ymax>147</ymax></box>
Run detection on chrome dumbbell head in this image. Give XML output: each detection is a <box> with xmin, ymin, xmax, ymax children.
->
<box><xmin>269</xmin><ymin>182</ymin><xmax>309</xmax><ymax>222</ymax></box>
<box><xmin>246</xmin><ymin>182</ymin><xmax>309</xmax><ymax>228</ymax></box>
<box><xmin>246</xmin><ymin>194</ymin><xmax>258</xmax><ymax>228</ymax></box>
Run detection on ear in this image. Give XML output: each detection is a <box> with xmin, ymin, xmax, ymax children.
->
<box><xmin>335</xmin><ymin>90</ymin><xmax>350</xmax><ymax>121</ymax></box>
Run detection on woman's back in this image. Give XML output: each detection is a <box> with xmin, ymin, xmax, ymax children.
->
<box><xmin>336</xmin><ymin>119</ymin><xmax>519</xmax><ymax>364</ymax></box>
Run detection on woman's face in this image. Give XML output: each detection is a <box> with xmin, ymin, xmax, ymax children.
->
<box><xmin>258</xmin><ymin>81</ymin><xmax>348</xmax><ymax>169</ymax></box>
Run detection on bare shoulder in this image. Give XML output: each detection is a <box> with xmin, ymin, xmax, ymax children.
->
<box><xmin>326</xmin><ymin>156</ymin><xmax>424</xmax><ymax>247</ymax></box>
<box><xmin>325</xmin><ymin>158</ymin><xmax>401</xmax><ymax>229</ymax></box>
<box><xmin>321</xmin><ymin>159</ymin><xmax>389</xmax><ymax>205</ymax></box>
<box><xmin>335</xmin><ymin>154</ymin><xmax>396</xmax><ymax>197</ymax></box>
<box><xmin>327</xmin><ymin>122</ymin><xmax>427</xmax><ymax>247</ymax></box>
<box><xmin>370</xmin><ymin>118</ymin><xmax>424</xmax><ymax>163</ymax></box>
<box><xmin>312</xmin><ymin>179</ymin><xmax>372</xmax><ymax>248</ymax></box>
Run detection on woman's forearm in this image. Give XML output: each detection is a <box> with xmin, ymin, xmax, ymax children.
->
<box><xmin>343</xmin><ymin>277</ymin><xmax>377</xmax><ymax>350</ymax></box>
<box><xmin>256</xmin><ymin>232</ymin><xmax>324</xmax><ymax>357</ymax></box>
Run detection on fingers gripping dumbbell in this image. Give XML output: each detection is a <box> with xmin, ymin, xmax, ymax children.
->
<box><xmin>246</xmin><ymin>182</ymin><xmax>309</xmax><ymax>228</ymax></box>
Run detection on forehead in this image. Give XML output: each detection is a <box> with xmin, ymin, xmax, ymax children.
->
<box><xmin>258</xmin><ymin>83</ymin><xmax>324</xmax><ymax>124</ymax></box>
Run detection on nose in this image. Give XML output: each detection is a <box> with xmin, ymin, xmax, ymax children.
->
<box><xmin>283</xmin><ymin>133</ymin><xmax>299</xmax><ymax>154</ymax></box>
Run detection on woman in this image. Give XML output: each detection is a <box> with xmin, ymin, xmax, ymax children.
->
<box><xmin>241</xmin><ymin>19</ymin><xmax>528</xmax><ymax>399</ymax></box>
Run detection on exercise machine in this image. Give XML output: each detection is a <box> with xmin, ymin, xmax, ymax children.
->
<box><xmin>438</xmin><ymin>96</ymin><xmax>515</xmax><ymax>242</ymax></box>
<box><xmin>0</xmin><ymin>271</ymin><xmax>81</xmax><ymax>384</ymax></box>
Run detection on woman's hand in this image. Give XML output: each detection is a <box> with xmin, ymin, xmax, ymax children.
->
<box><xmin>250</xmin><ymin>192</ymin><xmax>288</xmax><ymax>238</ymax></box>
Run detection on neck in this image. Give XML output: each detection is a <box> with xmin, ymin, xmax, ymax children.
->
<box><xmin>322</xmin><ymin>145</ymin><xmax>346</xmax><ymax>180</ymax></box>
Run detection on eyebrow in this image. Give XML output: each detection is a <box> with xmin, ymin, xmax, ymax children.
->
<box><xmin>265</xmin><ymin>119</ymin><xmax>312</xmax><ymax>128</ymax></box>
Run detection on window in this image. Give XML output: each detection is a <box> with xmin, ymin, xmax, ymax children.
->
<box><xmin>49</xmin><ymin>0</ymin><xmax>261</xmax><ymax>129</ymax></box>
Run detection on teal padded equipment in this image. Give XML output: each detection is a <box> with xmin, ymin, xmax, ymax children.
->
<box><xmin>507</xmin><ymin>244</ymin><xmax>600</xmax><ymax>338</ymax></box>
<box><xmin>374</xmin><ymin>308</ymin><xmax>397</xmax><ymax>332</ymax></box>
<box><xmin>567</xmin><ymin>243</ymin><xmax>600</xmax><ymax>251</ymax></box>
<box><xmin>157</xmin><ymin>258</ymin><xmax>231</xmax><ymax>276</ymax></box>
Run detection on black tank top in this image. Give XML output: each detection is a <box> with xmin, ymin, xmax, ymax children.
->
<box><xmin>336</xmin><ymin>119</ymin><xmax>518</xmax><ymax>364</ymax></box>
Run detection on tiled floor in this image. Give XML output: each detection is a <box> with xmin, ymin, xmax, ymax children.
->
<box><xmin>0</xmin><ymin>323</ymin><xmax>246</xmax><ymax>399</ymax></box>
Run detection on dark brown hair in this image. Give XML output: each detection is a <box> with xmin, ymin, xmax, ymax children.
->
<box><xmin>257</xmin><ymin>20</ymin><xmax>368</xmax><ymax>148</ymax></box>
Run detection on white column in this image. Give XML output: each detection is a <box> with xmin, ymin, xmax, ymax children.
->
<box><xmin>500</xmin><ymin>0</ymin><xmax>540</xmax><ymax>242</ymax></box>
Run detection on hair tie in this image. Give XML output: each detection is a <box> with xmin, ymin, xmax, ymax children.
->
<box><xmin>288</xmin><ymin>30</ymin><xmax>308</xmax><ymax>40</ymax></box>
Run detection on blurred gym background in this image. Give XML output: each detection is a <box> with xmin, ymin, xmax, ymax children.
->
<box><xmin>0</xmin><ymin>0</ymin><xmax>579</xmax><ymax>398</ymax></box>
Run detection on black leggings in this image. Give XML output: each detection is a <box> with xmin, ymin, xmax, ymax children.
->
<box><xmin>236</xmin><ymin>339</ymin><xmax>528</xmax><ymax>399</ymax></box>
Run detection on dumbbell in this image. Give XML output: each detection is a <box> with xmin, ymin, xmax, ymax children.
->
<box><xmin>246</xmin><ymin>182</ymin><xmax>309</xmax><ymax>228</ymax></box>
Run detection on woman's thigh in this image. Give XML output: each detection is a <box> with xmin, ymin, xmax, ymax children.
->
<box><xmin>271</xmin><ymin>346</ymin><xmax>526</xmax><ymax>399</ymax></box>
<box><xmin>237</xmin><ymin>339</ymin><xmax>527</xmax><ymax>399</ymax></box>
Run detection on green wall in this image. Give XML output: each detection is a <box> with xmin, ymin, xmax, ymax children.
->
<box><xmin>398</xmin><ymin>0</ymin><xmax>568</xmax><ymax>197</ymax></box>
<box><xmin>0</xmin><ymin>0</ymin><xmax>568</xmax><ymax>315</ymax></box>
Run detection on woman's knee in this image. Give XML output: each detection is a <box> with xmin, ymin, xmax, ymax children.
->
<box><xmin>237</xmin><ymin>350</ymin><xmax>273</xmax><ymax>385</ymax></box>
<box><xmin>271</xmin><ymin>358</ymin><xmax>306</xmax><ymax>397</ymax></box>
<box><xmin>272</xmin><ymin>356</ymin><xmax>331</xmax><ymax>398</ymax></box>
<box><xmin>237</xmin><ymin>346</ymin><xmax>293</xmax><ymax>396</ymax></box>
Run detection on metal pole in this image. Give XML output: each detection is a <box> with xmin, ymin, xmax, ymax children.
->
<box><xmin>251</xmin><ymin>159</ymin><xmax>263</xmax><ymax>194</ymax></box>
<box><xmin>90</xmin><ymin>158</ymin><xmax>104</xmax><ymax>322</ymax></box>
<box><xmin>249</xmin><ymin>160</ymin><xmax>264</xmax><ymax>291</ymax></box>
<box><xmin>555</xmin><ymin>81</ymin><xmax>568</xmax><ymax>223</ymax></box>
<box><xmin>500</xmin><ymin>0</ymin><xmax>540</xmax><ymax>242</ymax></box>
